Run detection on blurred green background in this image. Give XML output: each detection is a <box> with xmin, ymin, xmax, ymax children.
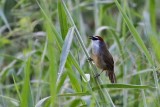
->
<box><xmin>0</xmin><ymin>0</ymin><xmax>160</xmax><ymax>107</ymax></box>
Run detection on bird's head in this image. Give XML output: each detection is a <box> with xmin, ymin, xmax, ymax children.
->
<box><xmin>89</xmin><ymin>36</ymin><xmax>105</xmax><ymax>53</ymax></box>
<box><xmin>89</xmin><ymin>36</ymin><xmax>104</xmax><ymax>42</ymax></box>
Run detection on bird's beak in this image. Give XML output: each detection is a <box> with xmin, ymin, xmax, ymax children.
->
<box><xmin>89</xmin><ymin>36</ymin><xmax>93</xmax><ymax>39</ymax></box>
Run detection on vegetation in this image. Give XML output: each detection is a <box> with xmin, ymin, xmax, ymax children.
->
<box><xmin>0</xmin><ymin>0</ymin><xmax>160</xmax><ymax>106</ymax></box>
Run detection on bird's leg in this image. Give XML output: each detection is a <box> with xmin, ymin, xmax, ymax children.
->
<box><xmin>94</xmin><ymin>70</ymin><xmax>104</xmax><ymax>78</ymax></box>
<box><xmin>88</xmin><ymin>57</ymin><xmax>93</xmax><ymax>62</ymax></box>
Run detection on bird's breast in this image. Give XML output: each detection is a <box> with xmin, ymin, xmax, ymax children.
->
<box><xmin>91</xmin><ymin>41</ymin><xmax>108</xmax><ymax>70</ymax></box>
<box><xmin>92</xmin><ymin>53</ymin><xmax>107</xmax><ymax>70</ymax></box>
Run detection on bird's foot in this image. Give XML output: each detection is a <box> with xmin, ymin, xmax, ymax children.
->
<box><xmin>94</xmin><ymin>73</ymin><xmax>100</xmax><ymax>78</ymax></box>
<box><xmin>88</xmin><ymin>57</ymin><xmax>93</xmax><ymax>62</ymax></box>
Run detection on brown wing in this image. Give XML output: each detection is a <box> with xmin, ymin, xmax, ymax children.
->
<box><xmin>101</xmin><ymin>44</ymin><xmax>114</xmax><ymax>72</ymax></box>
<box><xmin>101</xmin><ymin>43</ymin><xmax>116</xmax><ymax>83</ymax></box>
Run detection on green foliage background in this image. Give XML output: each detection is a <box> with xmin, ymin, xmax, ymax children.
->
<box><xmin>0</xmin><ymin>0</ymin><xmax>160</xmax><ymax>107</ymax></box>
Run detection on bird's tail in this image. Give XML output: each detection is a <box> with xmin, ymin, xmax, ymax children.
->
<box><xmin>107</xmin><ymin>71</ymin><xmax>116</xmax><ymax>83</ymax></box>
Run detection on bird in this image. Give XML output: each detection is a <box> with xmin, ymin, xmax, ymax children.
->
<box><xmin>89</xmin><ymin>36</ymin><xmax>116</xmax><ymax>83</ymax></box>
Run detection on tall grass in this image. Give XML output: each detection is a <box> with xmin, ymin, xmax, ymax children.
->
<box><xmin>0</xmin><ymin>0</ymin><xmax>159</xmax><ymax>107</ymax></box>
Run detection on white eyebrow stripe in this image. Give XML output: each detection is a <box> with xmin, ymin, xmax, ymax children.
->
<box><xmin>94</xmin><ymin>37</ymin><xmax>99</xmax><ymax>39</ymax></box>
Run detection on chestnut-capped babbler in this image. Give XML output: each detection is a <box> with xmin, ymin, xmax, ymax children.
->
<box><xmin>89</xmin><ymin>36</ymin><xmax>116</xmax><ymax>83</ymax></box>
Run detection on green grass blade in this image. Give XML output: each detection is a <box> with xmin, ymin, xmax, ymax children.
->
<box><xmin>0</xmin><ymin>54</ymin><xmax>24</xmax><ymax>62</ymax></box>
<box><xmin>61</xmin><ymin>0</ymin><xmax>90</xmax><ymax>59</ymax></box>
<box><xmin>35</xmin><ymin>96</ymin><xmax>51</xmax><ymax>107</ymax></box>
<box><xmin>66</xmin><ymin>65</ymin><xmax>82</xmax><ymax>92</ymax></box>
<box><xmin>150</xmin><ymin>36</ymin><xmax>160</xmax><ymax>62</ymax></box>
<box><xmin>21</xmin><ymin>57</ymin><xmax>34</xmax><ymax>107</ymax></box>
<box><xmin>57</xmin><ymin>27</ymin><xmax>74</xmax><ymax>83</ymax></box>
<box><xmin>58</xmin><ymin>92</ymin><xmax>90</xmax><ymax>97</ymax></box>
<box><xmin>35</xmin><ymin>38</ymin><xmax>48</xmax><ymax>102</ymax></box>
<box><xmin>56</xmin><ymin>71</ymin><xmax>67</xmax><ymax>93</ymax></box>
<box><xmin>12</xmin><ymin>74</ymin><xmax>22</xmax><ymax>102</ymax></box>
<box><xmin>127</xmin><ymin>67</ymin><xmax>160</xmax><ymax>77</ymax></box>
<box><xmin>149</xmin><ymin>0</ymin><xmax>156</xmax><ymax>32</ymax></box>
<box><xmin>68</xmin><ymin>54</ymin><xmax>87</xmax><ymax>81</ymax></box>
<box><xmin>0</xmin><ymin>8</ymin><xmax>11</xmax><ymax>31</ymax></box>
<box><xmin>59</xmin><ymin>83</ymin><xmax>154</xmax><ymax>97</ymax></box>
<box><xmin>0</xmin><ymin>95</ymin><xmax>19</xmax><ymax>106</ymax></box>
<box><xmin>92</xmin><ymin>84</ymin><xmax>155</xmax><ymax>90</ymax></box>
<box><xmin>69</xmin><ymin>98</ymin><xmax>83</xmax><ymax>107</ymax></box>
<box><xmin>45</xmin><ymin>21</ymin><xmax>57</xmax><ymax>106</ymax></box>
<box><xmin>58</xmin><ymin>0</ymin><xmax>69</xmax><ymax>39</ymax></box>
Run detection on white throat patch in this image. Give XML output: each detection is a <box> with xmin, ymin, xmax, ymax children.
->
<box><xmin>92</xmin><ymin>40</ymin><xmax>100</xmax><ymax>54</ymax></box>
